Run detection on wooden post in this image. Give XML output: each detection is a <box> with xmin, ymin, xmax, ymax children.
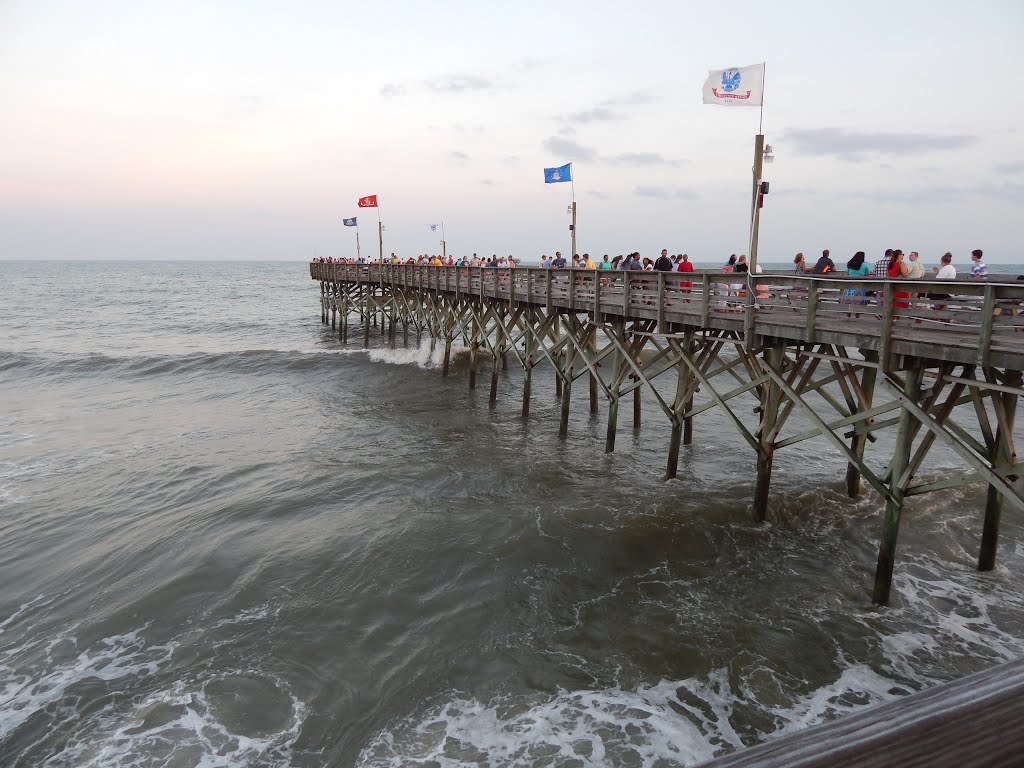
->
<box><xmin>979</xmin><ymin>370</ymin><xmax>1021</xmax><ymax>571</ymax></box>
<box><xmin>666</xmin><ymin>330</ymin><xmax>695</xmax><ymax>480</ymax></box>
<box><xmin>320</xmin><ymin>284</ymin><xmax>326</xmax><ymax>324</ymax></box>
<box><xmin>753</xmin><ymin>341</ymin><xmax>784</xmax><ymax>521</ymax></box>
<box><xmin>873</xmin><ymin>357</ymin><xmax>924</xmax><ymax>605</ymax></box>
<box><xmin>847</xmin><ymin>353</ymin><xmax>879</xmax><ymax>498</ymax></box>
<box><xmin>363</xmin><ymin>285</ymin><xmax>371</xmax><ymax>348</ymax></box>
<box><xmin>469</xmin><ymin>312</ymin><xmax>478</xmax><ymax>389</ymax></box>
<box><xmin>441</xmin><ymin>316</ymin><xmax>453</xmax><ymax>378</ymax></box>
<box><xmin>606</xmin><ymin>320</ymin><xmax>622</xmax><ymax>452</ymax></box>
<box><xmin>749</xmin><ymin>133</ymin><xmax>765</xmax><ymax>274</ymax></box>
<box><xmin>522</xmin><ymin>311</ymin><xmax>534</xmax><ymax>418</ymax></box>
<box><xmin>554</xmin><ymin>314</ymin><xmax>562</xmax><ymax>399</ymax></box>
<box><xmin>559</xmin><ymin>319</ymin><xmax>574</xmax><ymax>437</ymax></box>
<box><xmin>489</xmin><ymin>312</ymin><xmax>500</xmax><ymax>408</ymax></box>
<box><xmin>591</xmin><ymin>274</ymin><xmax>601</xmax><ymax>415</ymax></box>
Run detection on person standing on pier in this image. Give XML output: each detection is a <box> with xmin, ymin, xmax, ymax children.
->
<box><xmin>793</xmin><ymin>253</ymin><xmax>810</xmax><ymax>273</ymax></box>
<box><xmin>906</xmin><ymin>251</ymin><xmax>925</xmax><ymax>279</ymax></box>
<box><xmin>552</xmin><ymin>252</ymin><xmax>567</xmax><ymax>268</ymax></box>
<box><xmin>677</xmin><ymin>254</ymin><xmax>695</xmax><ymax>292</ymax></box>
<box><xmin>888</xmin><ymin>249</ymin><xmax>911</xmax><ymax>309</ymax></box>
<box><xmin>600</xmin><ymin>255</ymin><xmax>612</xmax><ymax>270</ymax></box>
<box><xmin>583</xmin><ymin>254</ymin><xmax>596</xmax><ymax>269</ymax></box>
<box><xmin>872</xmin><ymin>249</ymin><xmax>893</xmax><ymax>277</ymax></box>
<box><xmin>971</xmin><ymin>249</ymin><xmax>988</xmax><ymax>279</ymax></box>
<box><xmin>655</xmin><ymin>249</ymin><xmax>674</xmax><ymax>271</ymax></box>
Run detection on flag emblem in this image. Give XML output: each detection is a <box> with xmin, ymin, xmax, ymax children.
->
<box><xmin>430</xmin><ymin>224</ymin><xmax>438</xmax><ymax>232</ymax></box>
<box><xmin>721</xmin><ymin>68</ymin><xmax>741</xmax><ymax>92</ymax></box>
<box><xmin>543</xmin><ymin>163</ymin><xmax>572</xmax><ymax>184</ymax></box>
<box><xmin>343</xmin><ymin>217</ymin><xmax>357</xmax><ymax>227</ymax></box>
<box><xmin>358</xmin><ymin>195</ymin><xmax>378</xmax><ymax>207</ymax></box>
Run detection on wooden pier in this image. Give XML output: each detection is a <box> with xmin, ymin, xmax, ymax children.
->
<box><xmin>310</xmin><ymin>263</ymin><xmax>1024</xmax><ymax>604</ymax></box>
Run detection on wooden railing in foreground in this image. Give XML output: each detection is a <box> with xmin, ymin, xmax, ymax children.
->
<box><xmin>694</xmin><ymin>657</ymin><xmax>1024</xmax><ymax>768</ymax></box>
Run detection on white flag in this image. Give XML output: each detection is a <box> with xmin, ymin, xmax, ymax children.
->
<box><xmin>702</xmin><ymin>63</ymin><xmax>765</xmax><ymax>106</ymax></box>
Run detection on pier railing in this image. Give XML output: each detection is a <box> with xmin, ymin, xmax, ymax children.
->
<box><xmin>311</xmin><ymin>263</ymin><xmax>1024</xmax><ymax>369</ymax></box>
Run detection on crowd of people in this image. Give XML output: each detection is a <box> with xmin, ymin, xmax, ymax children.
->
<box><xmin>313</xmin><ymin>248</ymin><xmax>1000</xmax><ymax>284</ymax></box>
<box><xmin>313</xmin><ymin>253</ymin><xmax>521</xmax><ymax>266</ymax></box>
<box><xmin>790</xmin><ymin>247</ymin><xmax>990</xmax><ymax>282</ymax></box>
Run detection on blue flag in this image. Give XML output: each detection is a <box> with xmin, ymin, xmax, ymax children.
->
<box><xmin>543</xmin><ymin>162</ymin><xmax>572</xmax><ymax>184</ymax></box>
<box><xmin>343</xmin><ymin>217</ymin><xmax>357</xmax><ymax>227</ymax></box>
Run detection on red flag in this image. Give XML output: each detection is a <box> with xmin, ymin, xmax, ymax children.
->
<box><xmin>357</xmin><ymin>195</ymin><xmax>378</xmax><ymax>208</ymax></box>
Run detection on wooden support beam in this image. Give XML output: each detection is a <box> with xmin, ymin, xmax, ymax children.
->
<box><xmin>754</xmin><ymin>341</ymin><xmax>784</xmax><ymax>521</ymax></box>
<box><xmin>980</xmin><ymin>369</ymin><xmax>1021</xmax><ymax>571</ymax></box>
<box><xmin>666</xmin><ymin>330</ymin><xmax>695</xmax><ymax>479</ymax></box>
<box><xmin>873</xmin><ymin>358</ymin><xmax>924</xmax><ymax>605</ymax></box>
<box><xmin>847</xmin><ymin>357</ymin><xmax>878</xmax><ymax>498</ymax></box>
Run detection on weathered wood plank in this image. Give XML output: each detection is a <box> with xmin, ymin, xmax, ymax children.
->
<box><xmin>693</xmin><ymin>658</ymin><xmax>1024</xmax><ymax>768</ymax></box>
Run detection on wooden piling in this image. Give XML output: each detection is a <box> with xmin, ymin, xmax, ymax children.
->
<box><xmin>753</xmin><ymin>342</ymin><xmax>784</xmax><ymax>521</ymax></box>
<box><xmin>605</xmin><ymin>320</ymin><xmax>623</xmax><ymax>453</ymax></box>
<box><xmin>559</xmin><ymin>324</ymin><xmax>574</xmax><ymax>437</ymax></box>
<box><xmin>633</xmin><ymin>375</ymin><xmax>642</xmax><ymax>430</ymax></box>
<box><xmin>468</xmin><ymin>313</ymin><xmax>478</xmax><ymax>390</ymax></box>
<box><xmin>873</xmin><ymin>358</ymin><xmax>924</xmax><ymax>605</ymax></box>
<box><xmin>979</xmin><ymin>370</ymin><xmax>1021</xmax><ymax>571</ymax></box>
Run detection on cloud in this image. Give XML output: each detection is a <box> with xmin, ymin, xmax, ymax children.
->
<box><xmin>603</xmin><ymin>90</ymin><xmax>656</xmax><ymax>106</ymax></box>
<box><xmin>481</xmin><ymin>179</ymin><xmax>500</xmax><ymax>186</ymax></box>
<box><xmin>379</xmin><ymin>83</ymin><xmax>405</xmax><ymax>98</ymax></box>
<box><xmin>635</xmin><ymin>186</ymin><xmax>698</xmax><ymax>200</ymax></box>
<box><xmin>782</xmin><ymin>127</ymin><xmax>979</xmax><ymax>162</ymax></box>
<box><xmin>994</xmin><ymin>161</ymin><xmax>1024</xmax><ymax>175</ymax></box>
<box><xmin>541</xmin><ymin>137</ymin><xmax>682</xmax><ymax>167</ymax></box>
<box><xmin>542</xmin><ymin>136</ymin><xmax>599</xmax><ymax>162</ymax></box>
<box><xmin>587</xmin><ymin>190</ymin><xmax>608</xmax><ymax>199</ymax></box>
<box><xmin>980</xmin><ymin>181</ymin><xmax>1024</xmax><ymax>201</ymax></box>
<box><xmin>449</xmin><ymin>150</ymin><xmax>469</xmax><ymax>162</ymax></box>
<box><xmin>840</xmin><ymin>188</ymin><xmax>966</xmax><ymax>205</ymax></box>
<box><xmin>607</xmin><ymin>152</ymin><xmax>681</xmax><ymax>167</ymax></box>
<box><xmin>769</xmin><ymin>186</ymin><xmax>818</xmax><ymax>198</ymax></box>
<box><xmin>426</xmin><ymin>74</ymin><xmax>494</xmax><ymax>93</ymax></box>
<box><xmin>566</xmin><ymin>106</ymin><xmax>624</xmax><ymax>123</ymax></box>
<box><xmin>502</xmin><ymin>154</ymin><xmax>520</xmax><ymax>164</ymax></box>
<box><xmin>561</xmin><ymin>92</ymin><xmax>656</xmax><ymax>125</ymax></box>
<box><xmin>557</xmin><ymin>125</ymin><xmax>577</xmax><ymax>137</ymax></box>
<box><xmin>842</xmin><ymin>182</ymin><xmax>1024</xmax><ymax>205</ymax></box>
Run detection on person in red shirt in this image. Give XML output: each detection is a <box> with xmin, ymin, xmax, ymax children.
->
<box><xmin>677</xmin><ymin>253</ymin><xmax>695</xmax><ymax>292</ymax></box>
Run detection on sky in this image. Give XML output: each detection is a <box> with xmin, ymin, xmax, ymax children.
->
<box><xmin>1</xmin><ymin>0</ymin><xmax>1022</xmax><ymax>264</ymax></box>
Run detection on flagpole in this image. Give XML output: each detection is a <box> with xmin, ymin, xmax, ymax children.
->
<box><xmin>570</xmin><ymin>173</ymin><xmax>577</xmax><ymax>258</ymax></box>
<box><xmin>441</xmin><ymin>221</ymin><xmax>447</xmax><ymax>261</ymax></box>
<box><xmin>377</xmin><ymin>205</ymin><xmax>383</xmax><ymax>263</ymax></box>
<box><xmin>356</xmin><ymin>228</ymin><xmax>361</xmax><ymax>260</ymax></box>
<box><xmin>750</xmin><ymin>63</ymin><xmax>767</xmax><ymax>275</ymax></box>
<box><xmin>758</xmin><ymin>62</ymin><xmax>766</xmax><ymax>135</ymax></box>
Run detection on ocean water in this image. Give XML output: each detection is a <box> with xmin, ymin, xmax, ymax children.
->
<box><xmin>1</xmin><ymin>260</ymin><xmax>1023</xmax><ymax>768</ymax></box>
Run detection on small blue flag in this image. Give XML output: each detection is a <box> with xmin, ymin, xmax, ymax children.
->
<box><xmin>343</xmin><ymin>217</ymin><xmax>357</xmax><ymax>227</ymax></box>
<box><xmin>543</xmin><ymin>162</ymin><xmax>572</xmax><ymax>184</ymax></box>
<box><xmin>430</xmin><ymin>224</ymin><xmax>438</xmax><ymax>232</ymax></box>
